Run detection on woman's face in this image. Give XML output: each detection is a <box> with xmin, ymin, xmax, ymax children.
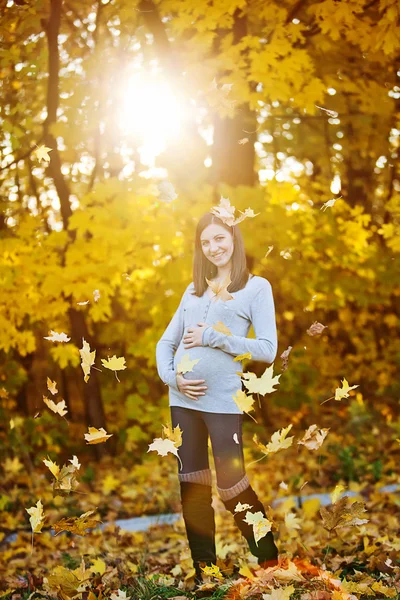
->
<box><xmin>200</xmin><ymin>224</ymin><xmax>234</xmax><ymax>268</ymax></box>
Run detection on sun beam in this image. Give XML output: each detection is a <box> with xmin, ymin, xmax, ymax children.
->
<box><xmin>118</xmin><ymin>71</ymin><xmax>186</xmax><ymax>166</ymax></box>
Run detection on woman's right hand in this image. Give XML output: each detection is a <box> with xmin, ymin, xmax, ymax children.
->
<box><xmin>176</xmin><ymin>373</ymin><xmax>208</xmax><ymax>400</ymax></box>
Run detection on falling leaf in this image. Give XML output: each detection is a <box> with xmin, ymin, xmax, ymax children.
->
<box><xmin>43</xmin><ymin>457</ymin><xmax>80</xmax><ymax>497</ymax></box>
<box><xmin>162</xmin><ymin>423</ymin><xmax>183</xmax><ymax>448</ymax></box>
<box><xmin>320</xmin><ymin>195</ymin><xmax>342</xmax><ymax>211</ymax></box>
<box><xmin>233</xmin><ymin>389</ymin><xmax>256</xmax><ymax>422</ymax></box>
<box><xmin>44</xmin><ymin>330</ymin><xmax>71</xmax><ymax>342</ymax></box>
<box><xmin>307</xmin><ymin>321</ymin><xmax>328</xmax><ymax>336</ymax></box>
<box><xmin>233</xmin><ymin>432</ymin><xmax>239</xmax><ymax>444</ymax></box>
<box><xmin>206</xmin><ymin>273</ymin><xmax>234</xmax><ymax>302</ymax></box>
<box><xmin>233</xmin><ymin>352</ymin><xmax>252</xmax><ymax>362</ymax></box>
<box><xmin>243</xmin><ymin>510</ymin><xmax>272</xmax><ymax>545</ymax></box>
<box><xmin>43</xmin><ymin>395</ymin><xmax>68</xmax><ymax>417</ymax></box>
<box><xmin>46</xmin><ymin>377</ymin><xmax>58</xmax><ymax>395</ymax></box>
<box><xmin>53</xmin><ymin>510</ymin><xmax>102</xmax><ymax>536</ymax></box>
<box><xmin>297</xmin><ymin>424</ymin><xmax>330</xmax><ymax>450</ymax></box>
<box><xmin>26</xmin><ymin>499</ymin><xmax>46</xmax><ymax>533</ymax></box>
<box><xmin>80</xmin><ymin>338</ymin><xmax>96</xmax><ymax>383</ymax></box>
<box><xmin>212</xmin><ymin>320</ymin><xmax>233</xmax><ymax>335</ymax></box>
<box><xmin>321</xmin><ymin>377</ymin><xmax>359</xmax><ymax>405</ymax></box>
<box><xmin>241</xmin><ymin>363</ymin><xmax>281</xmax><ymax>396</ymax></box>
<box><xmin>101</xmin><ymin>355</ymin><xmax>127</xmax><ymax>383</ymax></box>
<box><xmin>69</xmin><ymin>455</ymin><xmax>81</xmax><ymax>469</ymax></box>
<box><xmin>315</xmin><ymin>105</ymin><xmax>338</xmax><ymax>117</ymax></box>
<box><xmin>176</xmin><ymin>353</ymin><xmax>201</xmax><ymax>375</ymax></box>
<box><xmin>253</xmin><ymin>425</ymin><xmax>294</xmax><ymax>458</ymax></box>
<box><xmin>331</xmin><ymin>484</ymin><xmax>346</xmax><ymax>504</ymax></box>
<box><xmin>93</xmin><ymin>289</ymin><xmax>100</xmax><ymax>302</ymax></box>
<box><xmin>43</xmin><ymin>457</ymin><xmax>60</xmax><ymax>478</ymax></box>
<box><xmin>234</xmin><ymin>501</ymin><xmax>253</xmax><ymax>512</ymax></box>
<box><xmin>84</xmin><ymin>426</ymin><xmax>113</xmax><ymax>444</ymax></box>
<box><xmin>238</xmin><ymin>137</ymin><xmax>249</xmax><ymax>144</ymax></box>
<box><xmin>33</xmin><ymin>144</ymin><xmax>52</xmax><ymax>162</ymax></box>
<box><xmin>264</xmin><ymin>245</ymin><xmax>274</xmax><ymax>258</ymax></box>
<box><xmin>77</xmin><ymin>300</ymin><xmax>90</xmax><ymax>305</ymax></box>
<box><xmin>320</xmin><ymin>496</ymin><xmax>369</xmax><ymax>532</ymax></box>
<box><xmin>148</xmin><ymin>437</ymin><xmax>183</xmax><ymax>470</ymax></box>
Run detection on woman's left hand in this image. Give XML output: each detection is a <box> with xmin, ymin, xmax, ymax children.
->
<box><xmin>183</xmin><ymin>322</ymin><xmax>210</xmax><ymax>348</ymax></box>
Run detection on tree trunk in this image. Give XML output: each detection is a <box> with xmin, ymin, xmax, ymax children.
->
<box><xmin>43</xmin><ymin>0</ymin><xmax>107</xmax><ymax>458</ymax></box>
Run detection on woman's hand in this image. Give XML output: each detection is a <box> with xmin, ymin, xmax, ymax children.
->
<box><xmin>176</xmin><ymin>372</ymin><xmax>208</xmax><ymax>400</ymax></box>
<box><xmin>183</xmin><ymin>322</ymin><xmax>209</xmax><ymax>349</ymax></box>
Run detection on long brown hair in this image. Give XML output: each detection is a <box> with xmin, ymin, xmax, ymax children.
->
<box><xmin>190</xmin><ymin>212</ymin><xmax>251</xmax><ymax>296</ymax></box>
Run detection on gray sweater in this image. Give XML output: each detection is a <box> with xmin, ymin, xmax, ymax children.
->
<box><xmin>155</xmin><ymin>274</ymin><xmax>278</xmax><ymax>414</ymax></box>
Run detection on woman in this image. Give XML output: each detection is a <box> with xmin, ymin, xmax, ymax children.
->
<box><xmin>156</xmin><ymin>212</ymin><xmax>279</xmax><ymax>586</ymax></box>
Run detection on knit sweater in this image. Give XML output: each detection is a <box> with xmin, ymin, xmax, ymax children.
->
<box><xmin>155</xmin><ymin>274</ymin><xmax>278</xmax><ymax>414</ymax></box>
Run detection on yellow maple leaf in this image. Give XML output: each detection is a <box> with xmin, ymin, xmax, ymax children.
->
<box><xmin>46</xmin><ymin>377</ymin><xmax>58</xmax><ymax>395</ymax></box>
<box><xmin>331</xmin><ymin>484</ymin><xmax>346</xmax><ymax>504</ymax></box>
<box><xmin>251</xmin><ymin>425</ymin><xmax>294</xmax><ymax>464</ymax></box>
<box><xmin>43</xmin><ymin>395</ymin><xmax>68</xmax><ymax>417</ymax></box>
<box><xmin>243</xmin><ymin>510</ymin><xmax>272</xmax><ymax>545</ymax></box>
<box><xmin>233</xmin><ymin>352</ymin><xmax>252</xmax><ymax>362</ymax></box>
<box><xmin>80</xmin><ymin>338</ymin><xmax>96</xmax><ymax>383</ymax></box>
<box><xmin>44</xmin><ymin>330</ymin><xmax>71</xmax><ymax>342</ymax></box>
<box><xmin>212</xmin><ymin>321</ymin><xmax>232</xmax><ymax>335</ymax></box>
<box><xmin>43</xmin><ymin>456</ymin><xmax>60</xmax><ymax>478</ymax></box>
<box><xmin>238</xmin><ymin>563</ymin><xmax>256</xmax><ymax>580</ymax></box>
<box><xmin>321</xmin><ymin>377</ymin><xmax>359</xmax><ymax>405</ymax></box>
<box><xmin>202</xmin><ymin>563</ymin><xmax>224</xmax><ymax>579</ymax></box>
<box><xmin>148</xmin><ymin>437</ymin><xmax>183</xmax><ymax>470</ymax></box>
<box><xmin>206</xmin><ymin>273</ymin><xmax>234</xmax><ymax>302</ymax></box>
<box><xmin>25</xmin><ymin>499</ymin><xmax>46</xmax><ymax>533</ymax></box>
<box><xmin>89</xmin><ymin>558</ymin><xmax>107</xmax><ymax>575</ymax></box>
<box><xmin>176</xmin><ymin>353</ymin><xmax>201</xmax><ymax>375</ymax></box>
<box><xmin>285</xmin><ymin>512</ymin><xmax>302</xmax><ymax>530</ymax></box>
<box><xmin>53</xmin><ymin>510</ymin><xmax>102</xmax><ymax>536</ymax></box>
<box><xmin>234</xmin><ymin>501</ymin><xmax>253</xmax><ymax>512</ymax></box>
<box><xmin>84</xmin><ymin>426</ymin><xmax>113</xmax><ymax>444</ymax></box>
<box><xmin>33</xmin><ymin>144</ymin><xmax>52</xmax><ymax>162</ymax></box>
<box><xmin>242</xmin><ymin>364</ymin><xmax>281</xmax><ymax>396</ymax></box>
<box><xmin>101</xmin><ymin>355</ymin><xmax>127</xmax><ymax>383</ymax></box>
<box><xmin>233</xmin><ymin>389</ymin><xmax>257</xmax><ymax>422</ymax></box>
<box><xmin>4</xmin><ymin>456</ymin><xmax>23</xmax><ymax>474</ymax></box>
<box><xmin>162</xmin><ymin>423</ymin><xmax>183</xmax><ymax>448</ymax></box>
<box><xmin>297</xmin><ymin>424</ymin><xmax>330</xmax><ymax>450</ymax></box>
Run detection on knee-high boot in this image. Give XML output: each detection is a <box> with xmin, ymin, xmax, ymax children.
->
<box><xmin>217</xmin><ymin>474</ymin><xmax>279</xmax><ymax>565</ymax></box>
<box><xmin>179</xmin><ymin>469</ymin><xmax>217</xmax><ymax>584</ymax></box>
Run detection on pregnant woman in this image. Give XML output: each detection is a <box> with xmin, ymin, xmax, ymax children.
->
<box><xmin>156</xmin><ymin>211</ymin><xmax>279</xmax><ymax>586</ymax></box>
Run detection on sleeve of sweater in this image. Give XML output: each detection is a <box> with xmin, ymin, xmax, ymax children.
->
<box><xmin>201</xmin><ymin>280</ymin><xmax>278</xmax><ymax>363</ymax></box>
<box><xmin>155</xmin><ymin>285</ymin><xmax>190</xmax><ymax>392</ymax></box>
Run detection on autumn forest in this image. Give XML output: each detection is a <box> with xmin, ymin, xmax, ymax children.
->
<box><xmin>0</xmin><ymin>0</ymin><xmax>399</xmax><ymax>598</ymax></box>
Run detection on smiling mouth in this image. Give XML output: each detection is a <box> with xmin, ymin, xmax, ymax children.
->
<box><xmin>212</xmin><ymin>252</ymin><xmax>224</xmax><ymax>258</ymax></box>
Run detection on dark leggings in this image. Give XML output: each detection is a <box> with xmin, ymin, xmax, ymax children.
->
<box><xmin>170</xmin><ymin>406</ymin><xmax>246</xmax><ymax>490</ymax></box>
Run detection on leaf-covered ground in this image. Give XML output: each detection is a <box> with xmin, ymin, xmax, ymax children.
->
<box><xmin>1</xmin><ymin>401</ymin><xmax>399</xmax><ymax>599</ymax></box>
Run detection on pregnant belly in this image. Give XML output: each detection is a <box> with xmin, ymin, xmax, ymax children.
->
<box><xmin>174</xmin><ymin>337</ymin><xmax>243</xmax><ymax>396</ymax></box>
